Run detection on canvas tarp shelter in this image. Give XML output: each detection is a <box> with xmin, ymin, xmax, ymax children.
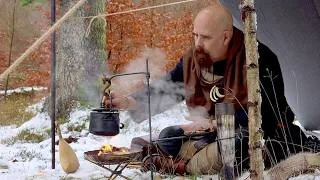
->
<box><xmin>219</xmin><ymin>0</ymin><xmax>320</xmax><ymax>130</ymax></box>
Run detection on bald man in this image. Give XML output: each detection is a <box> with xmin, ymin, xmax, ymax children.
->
<box><xmin>104</xmin><ymin>3</ymin><xmax>308</xmax><ymax>176</ymax></box>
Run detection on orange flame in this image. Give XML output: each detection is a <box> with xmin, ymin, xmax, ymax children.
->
<box><xmin>97</xmin><ymin>143</ymin><xmax>128</xmax><ymax>156</ymax></box>
<box><xmin>98</xmin><ymin>143</ymin><xmax>113</xmax><ymax>156</ymax></box>
<box><xmin>101</xmin><ymin>144</ymin><xmax>113</xmax><ymax>152</ymax></box>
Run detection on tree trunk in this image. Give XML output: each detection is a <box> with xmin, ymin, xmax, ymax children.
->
<box><xmin>49</xmin><ymin>0</ymin><xmax>107</xmax><ymax>120</ymax></box>
<box><xmin>240</xmin><ymin>0</ymin><xmax>264</xmax><ymax>179</ymax></box>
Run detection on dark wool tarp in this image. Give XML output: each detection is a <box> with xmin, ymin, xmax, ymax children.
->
<box><xmin>219</xmin><ymin>0</ymin><xmax>320</xmax><ymax>130</ymax></box>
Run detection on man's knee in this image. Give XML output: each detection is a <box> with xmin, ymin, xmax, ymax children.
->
<box><xmin>178</xmin><ymin>140</ymin><xmax>198</xmax><ymax>161</ymax></box>
<box><xmin>159</xmin><ymin>125</ymin><xmax>184</xmax><ymax>138</ymax></box>
<box><xmin>186</xmin><ymin>142</ymin><xmax>221</xmax><ymax>175</ymax></box>
<box><xmin>158</xmin><ymin>125</ymin><xmax>185</xmax><ymax>157</ymax></box>
<box><xmin>130</xmin><ymin>134</ymin><xmax>167</xmax><ymax>159</ymax></box>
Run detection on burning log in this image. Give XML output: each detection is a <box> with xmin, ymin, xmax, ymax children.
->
<box><xmin>98</xmin><ymin>143</ymin><xmax>130</xmax><ymax>156</ymax></box>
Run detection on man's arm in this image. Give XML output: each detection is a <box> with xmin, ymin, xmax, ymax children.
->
<box><xmin>127</xmin><ymin>58</ymin><xmax>185</xmax><ymax>123</ymax></box>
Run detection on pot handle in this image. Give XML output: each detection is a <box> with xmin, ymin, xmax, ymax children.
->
<box><xmin>119</xmin><ymin>123</ymin><xmax>124</xmax><ymax>129</ymax></box>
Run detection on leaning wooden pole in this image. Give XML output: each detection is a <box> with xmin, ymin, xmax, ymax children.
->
<box><xmin>239</xmin><ymin>0</ymin><xmax>264</xmax><ymax>179</ymax></box>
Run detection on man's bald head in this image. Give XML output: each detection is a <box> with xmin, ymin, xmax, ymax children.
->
<box><xmin>193</xmin><ymin>3</ymin><xmax>234</xmax><ymax>64</ymax></box>
<box><xmin>196</xmin><ymin>3</ymin><xmax>234</xmax><ymax>33</ymax></box>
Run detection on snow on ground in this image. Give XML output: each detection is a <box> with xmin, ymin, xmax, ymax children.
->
<box><xmin>0</xmin><ymin>87</ymin><xmax>47</xmax><ymax>95</ymax></box>
<box><xmin>0</xmin><ymin>100</ymin><xmax>194</xmax><ymax>180</ymax></box>
<box><xmin>0</xmin><ymin>98</ymin><xmax>319</xmax><ymax>179</ymax></box>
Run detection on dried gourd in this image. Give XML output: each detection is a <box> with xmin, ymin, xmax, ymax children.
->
<box><xmin>56</xmin><ymin>122</ymin><xmax>80</xmax><ymax>173</ymax></box>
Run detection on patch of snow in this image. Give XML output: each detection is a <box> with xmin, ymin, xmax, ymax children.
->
<box><xmin>0</xmin><ymin>86</ymin><xmax>47</xmax><ymax>95</ymax></box>
<box><xmin>26</xmin><ymin>97</ymin><xmax>46</xmax><ymax>114</ymax></box>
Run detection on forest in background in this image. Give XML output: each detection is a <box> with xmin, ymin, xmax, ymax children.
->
<box><xmin>0</xmin><ymin>0</ymin><xmax>213</xmax><ymax>94</ymax></box>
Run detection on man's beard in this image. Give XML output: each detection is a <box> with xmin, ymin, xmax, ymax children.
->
<box><xmin>194</xmin><ymin>46</ymin><xmax>213</xmax><ymax>69</ymax></box>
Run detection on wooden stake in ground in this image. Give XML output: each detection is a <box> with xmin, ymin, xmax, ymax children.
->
<box><xmin>239</xmin><ymin>0</ymin><xmax>264</xmax><ymax>179</ymax></box>
<box><xmin>216</xmin><ymin>103</ymin><xmax>235</xmax><ymax>180</ymax></box>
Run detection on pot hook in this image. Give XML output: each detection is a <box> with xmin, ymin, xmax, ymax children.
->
<box><xmin>101</xmin><ymin>75</ymin><xmax>112</xmax><ymax>108</ymax></box>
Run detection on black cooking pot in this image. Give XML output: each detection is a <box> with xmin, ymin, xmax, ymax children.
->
<box><xmin>89</xmin><ymin>108</ymin><xmax>124</xmax><ymax>136</ymax></box>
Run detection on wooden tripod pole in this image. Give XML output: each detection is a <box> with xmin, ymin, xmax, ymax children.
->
<box><xmin>240</xmin><ymin>0</ymin><xmax>264</xmax><ymax>179</ymax></box>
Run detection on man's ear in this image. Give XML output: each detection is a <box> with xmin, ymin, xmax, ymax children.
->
<box><xmin>223</xmin><ymin>30</ymin><xmax>232</xmax><ymax>46</ymax></box>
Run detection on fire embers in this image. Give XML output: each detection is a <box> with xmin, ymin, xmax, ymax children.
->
<box><xmin>98</xmin><ymin>143</ymin><xmax>129</xmax><ymax>156</ymax></box>
<box><xmin>194</xmin><ymin>46</ymin><xmax>213</xmax><ymax>69</ymax></box>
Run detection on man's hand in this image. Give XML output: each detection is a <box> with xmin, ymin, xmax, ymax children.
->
<box><xmin>103</xmin><ymin>90</ymin><xmax>136</xmax><ymax>110</ymax></box>
<box><xmin>180</xmin><ymin>116</ymin><xmax>217</xmax><ymax>135</ymax></box>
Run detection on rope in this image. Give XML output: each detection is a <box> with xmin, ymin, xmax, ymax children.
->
<box><xmin>84</xmin><ymin>0</ymin><xmax>197</xmax><ymax>19</ymax></box>
<box><xmin>85</xmin><ymin>14</ymin><xmax>106</xmax><ymax>37</ymax></box>
<box><xmin>0</xmin><ymin>0</ymin><xmax>87</xmax><ymax>83</ymax></box>
<box><xmin>84</xmin><ymin>0</ymin><xmax>197</xmax><ymax>36</ymax></box>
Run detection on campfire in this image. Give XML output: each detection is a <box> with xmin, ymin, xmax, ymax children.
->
<box><xmin>84</xmin><ymin>143</ymin><xmax>142</xmax><ymax>166</ymax></box>
<box><xmin>98</xmin><ymin>143</ymin><xmax>129</xmax><ymax>156</ymax></box>
<box><xmin>84</xmin><ymin>143</ymin><xmax>143</xmax><ymax>180</ymax></box>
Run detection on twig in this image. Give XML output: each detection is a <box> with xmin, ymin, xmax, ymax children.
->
<box><xmin>120</xmin><ymin>164</ymin><xmax>142</xmax><ymax>169</ymax></box>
